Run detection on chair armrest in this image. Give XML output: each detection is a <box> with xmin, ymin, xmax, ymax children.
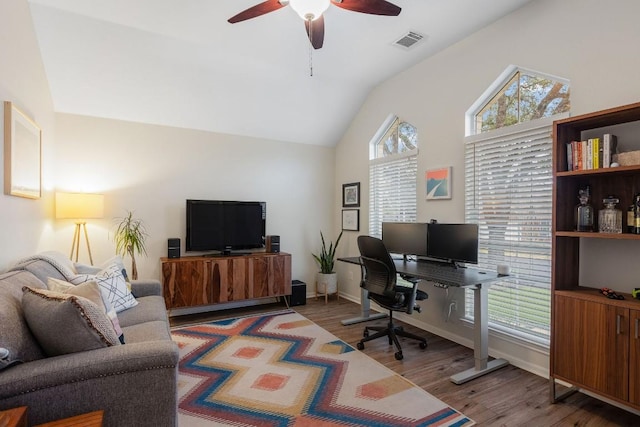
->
<box><xmin>130</xmin><ymin>279</ymin><xmax>162</xmax><ymax>297</ymax></box>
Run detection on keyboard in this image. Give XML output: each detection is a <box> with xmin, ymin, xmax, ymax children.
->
<box><xmin>422</xmin><ymin>264</ymin><xmax>468</xmax><ymax>284</ymax></box>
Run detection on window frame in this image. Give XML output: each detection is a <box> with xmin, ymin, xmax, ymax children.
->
<box><xmin>368</xmin><ymin>115</ymin><xmax>418</xmax><ymax>238</ymax></box>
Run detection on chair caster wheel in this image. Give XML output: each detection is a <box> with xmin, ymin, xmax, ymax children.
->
<box><xmin>357</xmin><ymin>342</ymin><xmax>365</xmax><ymax>350</ymax></box>
<box><xmin>363</xmin><ymin>330</ymin><xmax>369</xmax><ymax>338</ymax></box>
<box><xmin>419</xmin><ymin>341</ymin><xmax>427</xmax><ymax>349</ymax></box>
<box><xmin>394</xmin><ymin>351</ymin><xmax>403</xmax><ymax>360</ymax></box>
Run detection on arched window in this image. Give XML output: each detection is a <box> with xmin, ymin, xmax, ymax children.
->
<box><xmin>469</xmin><ymin>66</ymin><xmax>570</xmax><ymax>135</ymax></box>
<box><xmin>369</xmin><ymin>115</ymin><xmax>418</xmax><ymax>238</ymax></box>
<box><xmin>464</xmin><ymin>66</ymin><xmax>570</xmax><ymax>345</ymax></box>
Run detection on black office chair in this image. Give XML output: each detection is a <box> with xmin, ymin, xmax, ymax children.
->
<box><xmin>356</xmin><ymin>235</ymin><xmax>428</xmax><ymax>360</ymax></box>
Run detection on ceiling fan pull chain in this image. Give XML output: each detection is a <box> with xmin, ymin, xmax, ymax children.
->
<box><xmin>308</xmin><ymin>17</ymin><xmax>313</xmax><ymax>77</ymax></box>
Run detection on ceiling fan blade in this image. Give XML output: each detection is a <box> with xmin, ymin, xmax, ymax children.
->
<box><xmin>228</xmin><ymin>0</ymin><xmax>286</xmax><ymax>23</ymax></box>
<box><xmin>304</xmin><ymin>16</ymin><xmax>325</xmax><ymax>49</ymax></box>
<box><xmin>333</xmin><ymin>0</ymin><xmax>401</xmax><ymax>16</ymax></box>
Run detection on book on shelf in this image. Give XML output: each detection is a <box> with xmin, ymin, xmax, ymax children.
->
<box><xmin>566</xmin><ymin>135</ymin><xmax>616</xmax><ymax>171</ymax></box>
<box><xmin>603</xmin><ymin>133</ymin><xmax>618</xmax><ymax>168</ymax></box>
<box><xmin>591</xmin><ymin>137</ymin><xmax>600</xmax><ymax>169</ymax></box>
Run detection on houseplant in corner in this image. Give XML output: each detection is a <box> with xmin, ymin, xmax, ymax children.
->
<box><xmin>113</xmin><ymin>210</ymin><xmax>148</xmax><ymax>280</ymax></box>
<box><xmin>312</xmin><ymin>230</ymin><xmax>343</xmax><ymax>297</ymax></box>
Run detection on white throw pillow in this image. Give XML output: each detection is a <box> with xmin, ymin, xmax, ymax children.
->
<box><xmin>75</xmin><ymin>255</ymin><xmax>130</xmax><ymax>282</ymax></box>
<box><xmin>94</xmin><ymin>263</ymin><xmax>138</xmax><ymax>313</ymax></box>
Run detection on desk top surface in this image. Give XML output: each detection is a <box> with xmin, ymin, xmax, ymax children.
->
<box><xmin>338</xmin><ymin>256</ymin><xmax>502</xmax><ymax>287</ymax></box>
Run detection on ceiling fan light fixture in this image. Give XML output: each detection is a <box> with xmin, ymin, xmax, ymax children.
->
<box><xmin>289</xmin><ymin>0</ymin><xmax>330</xmax><ymax>21</ymax></box>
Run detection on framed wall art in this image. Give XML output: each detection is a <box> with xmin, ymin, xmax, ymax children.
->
<box><xmin>4</xmin><ymin>101</ymin><xmax>41</xmax><ymax>199</ymax></box>
<box><xmin>342</xmin><ymin>209</ymin><xmax>359</xmax><ymax>231</ymax></box>
<box><xmin>342</xmin><ymin>182</ymin><xmax>360</xmax><ymax>207</ymax></box>
<box><xmin>425</xmin><ymin>167</ymin><xmax>451</xmax><ymax>200</ymax></box>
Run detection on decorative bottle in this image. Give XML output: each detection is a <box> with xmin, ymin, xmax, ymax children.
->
<box><xmin>575</xmin><ymin>186</ymin><xmax>594</xmax><ymax>232</ymax></box>
<box><xmin>628</xmin><ymin>204</ymin><xmax>635</xmax><ymax>233</ymax></box>
<box><xmin>635</xmin><ymin>193</ymin><xmax>640</xmax><ymax>234</ymax></box>
<box><xmin>598</xmin><ymin>196</ymin><xmax>622</xmax><ymax>233</ymax></box>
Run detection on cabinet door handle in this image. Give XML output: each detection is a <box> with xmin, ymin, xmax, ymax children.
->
<box><xmin>617</xmin><ymin>314</ymin><xmax>622</xmax><ymax>335</ymax></box>
<box><xmin>635</xmin><ymin>318</ymin><xmax>639</xmax><ymax>340</ymax></box>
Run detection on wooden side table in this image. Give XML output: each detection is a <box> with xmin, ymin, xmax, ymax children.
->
<box><xmin>0</xmin><ymin>406</ymin><xmax>27</xmax><ymax>427</ymax></box>
<box><xmin>34</xmin><ymin>410</ymin><xmax>103</xmax><ymax>427</ymax></box>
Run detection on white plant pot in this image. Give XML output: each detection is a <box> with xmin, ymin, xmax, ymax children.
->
<box><xmin>317</xmin><ymin>272</ymin><xmax>337</xmax><ymax>295</ymax></box>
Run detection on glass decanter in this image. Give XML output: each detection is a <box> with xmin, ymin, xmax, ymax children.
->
<box><xmin>599</xmin><ymin>196</ymin><xmax>622</xmax><ymax>233</ymax></box>
<box><xmin>575</xmin><ymin>187</ymin><xmax>594</xmax><ymax>232</ymax></box>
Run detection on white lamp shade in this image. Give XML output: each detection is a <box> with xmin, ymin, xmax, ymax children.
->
<box><xmin>289</xmin><ymin>0</ymin><xmax>330</xmax><ymax>20</ymax></box>
<box><xmin>55</xmin><ymin>192</ymin><xmax>104</xmax><ymax>219</ymax></box>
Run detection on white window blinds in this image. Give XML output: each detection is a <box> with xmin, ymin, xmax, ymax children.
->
<box><xmin>464</xmin><ymin>116</ymin><xmax>559</xmax><ymax>344</ymax></box>
<box><xmin>369</xmin><ymin>117</ymin><xmax>418</xmax><ymax>238</ymax></box>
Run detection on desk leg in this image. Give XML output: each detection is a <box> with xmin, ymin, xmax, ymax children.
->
<box><xmin>450</xmin><ymin>284</ymin><xmax>509</xmax><ymax>384</ymax></box>
<box><xmin>340</xmin><ymin>288</ymin><xmax>387</xmax><ymax>326</ymax></box>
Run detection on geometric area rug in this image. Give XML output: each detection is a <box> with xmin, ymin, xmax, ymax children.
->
<box><xmin>171</xmin><ymin>311</ymin><xmax>474</xmax><ymax>426</ymax></box>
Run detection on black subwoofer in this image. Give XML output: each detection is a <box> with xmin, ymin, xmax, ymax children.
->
<box><xmin>289</xmin><ymin>280</ymin><xmax>306</xmax><ymax>306</ymax></box>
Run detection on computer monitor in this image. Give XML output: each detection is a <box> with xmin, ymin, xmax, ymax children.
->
<box><xmin>426</xmin><ymin>223</ymin><xmax>479</xmax><ymax>266</ymax></box>
<box><xmin>382</xmin><ymin>222</ymin><xmax>429</xmax><ymax>258</ymax></box>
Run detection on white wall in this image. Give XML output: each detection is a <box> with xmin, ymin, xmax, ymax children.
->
<box><xmin>52</xmin><ymin>113</ymin><xmax>335</xmax><ymax>287</ymax></box>
<box><xmin>0</xmin><ymin>0</ymin><xmax>55</xmax><ymax>269</ymax></box>
<box><xmin>335</xmin><ymin>0</ymin><xmax>640</xmax><ymax>377</ymax></box>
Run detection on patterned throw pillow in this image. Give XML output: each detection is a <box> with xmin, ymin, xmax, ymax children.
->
<box><xmin>94</xmin><ymin>263</ymin><xmax>138</xmax><ymax>313</ymax></box>
<box><xmin>21</xmin><ymin>287</ymin><xmax>121</xmax><ymax>357</ymax></box>
<box><xmin>75</xmin><ymin>255</ymin><xmax>130</xmax><ymax>283</ymax></box>
<box><xmin>47</xmin><ymin>278</ymin><xmax>125</xmax><ymax>344</ymax></box>
<box><xmin>71</xmin><ymin>263</ymin><xmax>138</xmax><ymax>313</ymax></box>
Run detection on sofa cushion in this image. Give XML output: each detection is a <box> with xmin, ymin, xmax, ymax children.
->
<box><xmin>117</xmin><ymin>295</ymin><xmax>168</xmax><ymax>328</ymax></box>
<box><xmin>121</xmin><ymin>320</ymin><xmax>171</xmax><ymax>343</ymax></box>
<box><xmin>0</xmin><ymin>271</ymin><xmax>45</xmax><ymax>363</ymax></box>
<box><xmin>47</xmin><ymin>278</ymin><xmax>125</xmax><ymax>343</ymax></box>
<box><xmin>10</xmin><ymin>257</ymin><xmax>69</xmax><ymax>284</ymax></box>
<box><xmin>21</xmin><ymin>287</ymin><xmax>121</xmax><ymax>357</ymax></box>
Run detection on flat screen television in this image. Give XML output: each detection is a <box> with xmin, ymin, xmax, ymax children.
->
<box><xmin>186</xmin><ymin>199</ymin><xmax>266</xmax><ymax>254</ymax></box>
<box><xmin>426</xmin><ymin>223</ymin><xmax>479</xmax><ymax>266</ymax></box>
<box><xmin>382</xmin><ymin>222</ymin><xmax>429</xmax><ymax>258</ymax></box>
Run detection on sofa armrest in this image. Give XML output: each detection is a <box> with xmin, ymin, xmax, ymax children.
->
<box><xmin>0</xmin><ymin>340</ymin><xmax>178</xmax><ymax>400</ymax></box>
<box><xmin>130</xmin><ymin>279</ymin><xmax>162</xmax><ymax>297</ymax></box>
<box><xmin>0</xmin><ymin>340</ymin><xmax>179</xmax><ymax>426</ymax></box>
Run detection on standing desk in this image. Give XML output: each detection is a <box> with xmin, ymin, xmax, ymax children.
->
<box><xmin>339</xmin><ymin>256</ymin><xmax>509</xmax><ymax>384</ymax></box>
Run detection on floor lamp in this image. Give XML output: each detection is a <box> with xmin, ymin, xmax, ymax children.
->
<box><xmin>55</xmin><ymin>192</ymin><xmax>104</xmax><ymax>265</ymax></box>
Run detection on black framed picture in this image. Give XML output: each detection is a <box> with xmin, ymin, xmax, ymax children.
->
<box><xmin>342</xmin><ymin>209</ymin><xmax>359</xmax><ymax>231</ymax></box>
<box><xmin>342</xmin><ymin>182</ymin><xmax>360</xmax><ymax>207</ymax></box>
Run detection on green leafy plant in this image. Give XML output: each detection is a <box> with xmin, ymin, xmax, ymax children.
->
<box><xmin>113</xmin><ymin>211</ymin><xmax>148</xmax><ymax>280</ymax></box>
<box><xmin>312</xmin><ymin>231</ymin><xmax>343</xmax><ymax>274</ymax></box>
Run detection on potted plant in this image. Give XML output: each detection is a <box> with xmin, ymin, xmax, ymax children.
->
<box><xmin>113</xmin><ymin>210</ymin><xmax>148</xmax><ymax>280</ymax></box>
<box><xmin>312</xmin><ymin>230</ymin><xmax>343</xmax><ymax>296</ymax></box>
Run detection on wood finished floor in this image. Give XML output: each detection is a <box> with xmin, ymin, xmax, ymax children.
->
<box><xmin>170</xmin><ymin>297</ymin><xmax>640</xmax><ymax>426</ymax></box>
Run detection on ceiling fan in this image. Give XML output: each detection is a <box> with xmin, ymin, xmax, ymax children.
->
<box><xmin>228</xmin><ymin>0</ymin><xmax>402</xmax><ymax>49</ymax></box>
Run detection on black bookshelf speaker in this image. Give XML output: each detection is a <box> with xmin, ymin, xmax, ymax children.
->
<box><xmin>266</xmin><ymin>235</ymin><xmax>280</xmax><ymax>253</ymax></box>
<box><xmin>167</xmin><ymin>238</ymin><xmax>180</xmax><ymax>258</ymax></box>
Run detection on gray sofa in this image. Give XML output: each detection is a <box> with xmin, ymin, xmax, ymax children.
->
<box><xmin>0</xmin><ymin>255</ymin><xmax>179</xmax><ymax>426</ymax></box>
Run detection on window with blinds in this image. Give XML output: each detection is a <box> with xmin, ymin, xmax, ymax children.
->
<box><xmin>464</xmin><ymin>117</ymin><xmax>561</xmax><ymax>344</ymax></box>
<box><xmin>369</xmin><ymin>116</ymin><xmax>418</xmax><ymax>238</ymax></box>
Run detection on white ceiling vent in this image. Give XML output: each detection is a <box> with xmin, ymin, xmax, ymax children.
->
<box><xmin>393</xmin><ymin>31</ymin><xmax>426</xmax><ymax>50</ymax></box>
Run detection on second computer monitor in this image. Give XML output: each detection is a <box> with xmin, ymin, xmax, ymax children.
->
<box><xmin>382</xmin><ymin>222</ymin><xmax>429</xmax><ymax>257</ymax></box>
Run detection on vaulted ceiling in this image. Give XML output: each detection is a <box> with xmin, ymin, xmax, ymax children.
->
<box><xmin>28</xmin><ymin>0</ymin><xmax>533</xmax><ymax>146</ymax></box>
